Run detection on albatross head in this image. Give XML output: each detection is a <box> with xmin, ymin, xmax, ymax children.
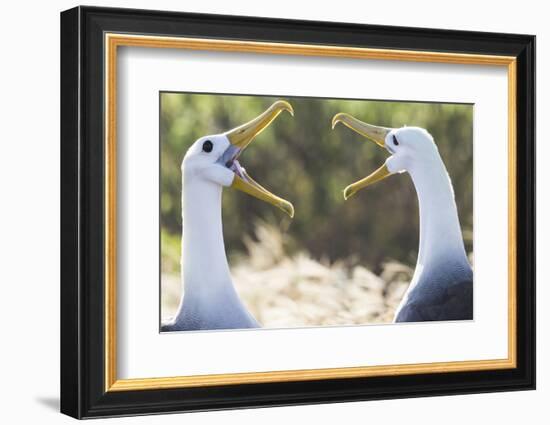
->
<box><xmin>182</xmin><ymin>100</ymin><xmax>295</xmax><ymax>217</ymax></box>
<box><xmin>331</xmin><ymin>113</ymin><xmax>440</xmax><ymax>199</ymax></box>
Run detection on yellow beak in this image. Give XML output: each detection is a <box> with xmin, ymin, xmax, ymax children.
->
<box><xmin>226</xmin><ymin>100</ymin><xmax>294</xmax><ymax>149</ymax></box>
<box><xmin>232</xmin><ymin>170</ymin><xmax>295</xmax><ymax>218</ymax></box>
<box><xmin>332</xmin><ymin>112</ymin><xmax>393</xmax><ymax>199</ymax></box>
<box><xmin>342</xmin><ymin>163</ymin><xmax>392</xmax><ymax>200</ymax></box>
<box><xmin>225</xmin><ymin>100</ymin><xmax>295</xmax><ymax>217</ymax></box>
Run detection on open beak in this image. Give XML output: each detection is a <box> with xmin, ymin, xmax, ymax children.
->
<box><xmin>332</xmin><ymin>113</ymin><xmax>393</xmax><ymax>200</ymax></box>
<box><xmin>222</xmin><ymin>100</ymin><xmax>295</xmax><ymax>217</ymax></box>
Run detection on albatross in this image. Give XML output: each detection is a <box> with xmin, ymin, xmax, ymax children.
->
<box><xmin>162</xmin><ymin>100</ymin><xmax>295</xmax><ymax>332</ymax></box>
<box><xmin>332</xmin><ymin>113</ymin><xmax>473</xmax><ymax>322</ymax></box>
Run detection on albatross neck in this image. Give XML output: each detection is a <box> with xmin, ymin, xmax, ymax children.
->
<box><xmin>180</xmin><ymin>179</ymin><xmax>234</xmax><ymax>298</ymax></box>
<box><xmin>408</xmin><ymin>156</ymin><xmax>469</xmax><ymax>269</ymax></box>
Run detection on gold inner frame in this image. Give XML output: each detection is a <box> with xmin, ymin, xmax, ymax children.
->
<box><xmin>104</xmin><ymin>33</ymin><xmax>517</xmax><ymax>392</ymax></box>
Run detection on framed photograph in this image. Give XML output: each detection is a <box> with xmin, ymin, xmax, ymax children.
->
<box><xmin>60</xmin><ymin>6</ymin><xmax>535</xmax><ymax>419</ymax></box>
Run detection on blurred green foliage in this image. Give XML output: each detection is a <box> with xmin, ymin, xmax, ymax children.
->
<box><xmin>160</xmin><ymin>93</ymin><xmax>473</xmax><ymax>273</ymax></box>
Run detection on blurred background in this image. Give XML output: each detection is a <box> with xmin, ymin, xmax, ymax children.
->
<box><xmin>160</xmin><ymin>92</ymin><xmax>473</xmax><ymax>327</ymax></box>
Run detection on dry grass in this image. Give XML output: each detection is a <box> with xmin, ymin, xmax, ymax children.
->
<box><xmin>161</xmin><ymin>222</ymin><xmax>413</xmax><ymax>327</ymax></box>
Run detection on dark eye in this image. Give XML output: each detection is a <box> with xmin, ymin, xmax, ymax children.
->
<box><xmin>202</xmin><ymin>140</ymin><xmax>213</xmax><ymax>153</ymax></box>
<box><xmin>392</xmin><ymin>135</ymin><xmax>399</xmax><ymax>146</ymax></box>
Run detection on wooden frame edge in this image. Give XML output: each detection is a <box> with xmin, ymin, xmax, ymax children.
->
<box><xmin>108</xmin><ymin>358</ymin><xmax>516</xmax><ymax>391</ymax></box>
<box><xmin>104</xmin><ymin>33</ymin><xmax>518</xmax><ymax>392</ymax></box>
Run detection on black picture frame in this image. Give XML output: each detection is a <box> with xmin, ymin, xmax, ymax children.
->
<box><xmin>60</xmin><ymin>5</ymin><xmax>535</xmax><ymax>419</ymax></box>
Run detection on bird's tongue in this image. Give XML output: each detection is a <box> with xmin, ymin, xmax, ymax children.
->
<box><xmin>230</xmin><ymin>160</ymin><xmax>247</xmax><ymax>180</ymax></box>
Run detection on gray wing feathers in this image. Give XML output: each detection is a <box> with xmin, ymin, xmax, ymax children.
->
<box><xmin>161</xmin><ymin>294</ymin><xmax>260</xmax><ymax>332</ymax></box>
<box><xmin>396</xmin><ymin>273</ymin><xmax>473</xmax><ymax>322</ymax></box>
